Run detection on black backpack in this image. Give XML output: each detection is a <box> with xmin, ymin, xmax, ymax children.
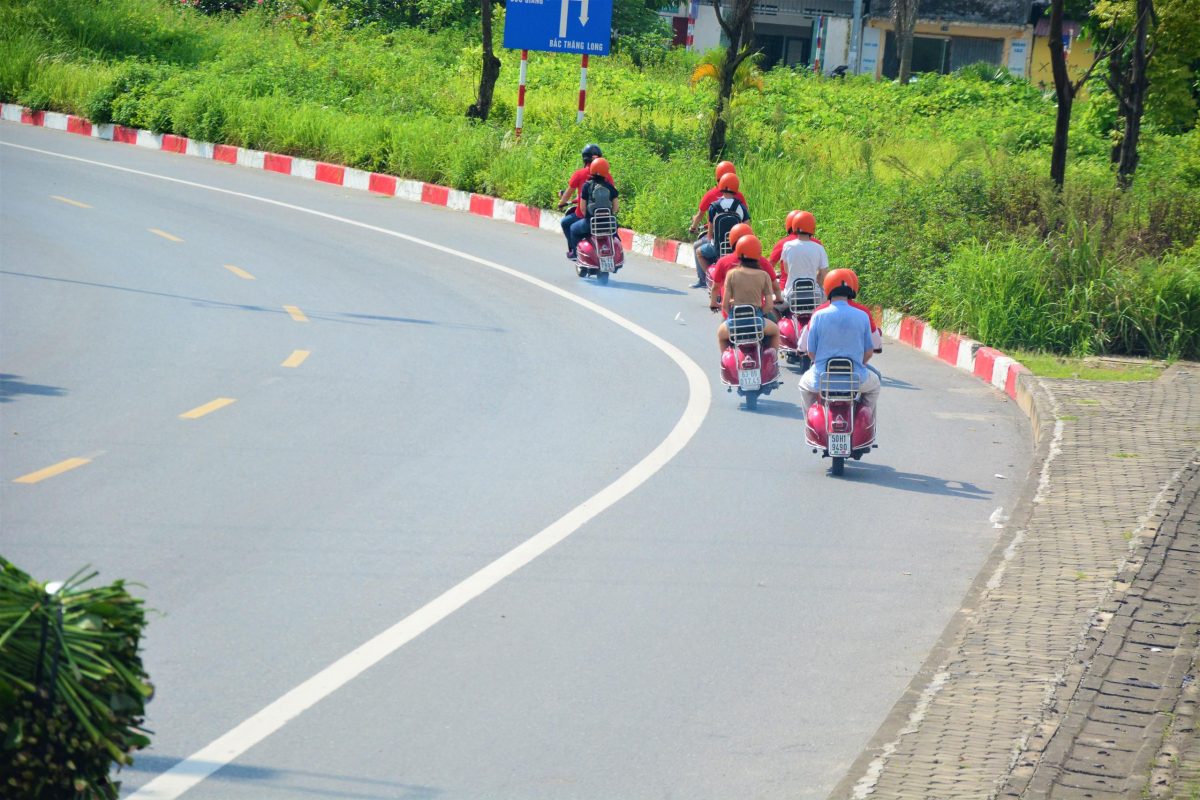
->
<box><xmin>588</xmin><ymin>180</ymin><xmax>614</xmax><ymax>218</ymax></box>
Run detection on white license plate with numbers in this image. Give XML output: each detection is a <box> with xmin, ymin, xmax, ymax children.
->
<box><xmin>738</xmin><ymin>369</ymin><xmax>761</xmax><ymax>390</ymax></box>
<box><xmin>829</xmin><ymin>433</ymin><xmax>851</xmax><ymax>456</ymax></box>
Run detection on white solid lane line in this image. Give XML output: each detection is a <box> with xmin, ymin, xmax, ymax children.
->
<box><xmin>0</xmin><ymin>141</ymin><xmax>713</xmax><ymax>799</ymax></box>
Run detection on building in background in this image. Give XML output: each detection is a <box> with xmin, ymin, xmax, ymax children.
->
<box><xmin>1028</xmin><ymin>16</ymin><xmax>1093</xmax><ymax>92</ymax></box>
<box><xmin>661</xmin><ymin>0</ymin><xmax>1047</xmax><ymax>79</ymax></box>
<box><xmin>865</xmin><ymin>1</ymin><xmax>1035</xmax><ymax>80</ymax></box>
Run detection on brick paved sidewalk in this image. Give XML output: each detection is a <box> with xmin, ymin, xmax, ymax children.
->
<box><xmin>835</xmin><ymin>364</ymin><xmax>1200</xmax><ymax>800</ymax></box>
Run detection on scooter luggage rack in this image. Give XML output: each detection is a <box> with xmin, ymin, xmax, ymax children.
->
<box><xmin>788</xmin><ymin>278</ymin><xmax>820</xmax><ymax>315</ymax></box>
<box><xmin>728</xmin><ymin>305</ymin><xmax>765</xmax><ymax>346</ymax></box>
<box><xmin>819</xmin><ymin>359</ymin><xmax>860</xmax><ymax>399</ymax></box>
<box><xmin>590</xmin><ymin>209</ymin><xmax>618</xmax><ymax>237</ymax></box>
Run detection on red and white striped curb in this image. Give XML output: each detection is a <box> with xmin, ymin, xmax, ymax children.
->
<box><xmin>2</xmin><ymin>102</ymin><xmax>1031</xmax><ymax>406</ymax></box>
<box><xmin>0</xmin><ymin>102</ymin><xmax>697</xmax><ymax>268</ymax></box>
<box><xmin>879</xmin><ymin>309</ymin><xmax>1031</xmax><ymax>402</ymax></box>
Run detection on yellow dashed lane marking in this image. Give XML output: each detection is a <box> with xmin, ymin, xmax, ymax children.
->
<box><xmin>148</xmin><ymin>228</ymin><xmax>183</xmax><ymax>242</ymax></box>
<box><xmin>223</xmin><ymin>264</ymin><xmax>256</xmax><ymax>280</ymax></box>
<box><xmin>180</xmin><ymin>397</ymin><xmax>236</xmax><ymax>419</ymax></box>
<box><xmin>283</xmin><ymin>305</ymin><xmax>308</xmax><ymax>322</ymax></box>
<box><xmin>13</xmin><ymin>457</ymin><xmax>91</xmax><ymax>484</ymax></box>
<box><xmin>281</xmin><ymin>350</ymin><xmax>310</xmax><ymax>368</ymax></box>
<box><xmin>50</xmin><ymin>195</ymin><xmax>91</xmax><ymax>209</ymax></box>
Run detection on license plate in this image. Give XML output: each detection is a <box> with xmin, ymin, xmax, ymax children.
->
<box><xmin>829</xmin><ymin>433</ymin><xmax>851</xmax><ymax>457</ymax></box>
<box><xmin>599</xmin><ymin>256</ymin><xmax>614</xmax><ymax>271</ymax></box>
<box><xmin>738</xmin><ymin>368</ymin><xmax>761</xmax><ymax>390</ymax></box>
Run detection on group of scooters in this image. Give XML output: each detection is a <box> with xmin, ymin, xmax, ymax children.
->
<box><xmin>560</xmin><ymin>154</ymin><xmax>877</xmax><ymax>476</ymax></box>
<box><xmin>701</xmin><ymin>215</ymin><xmax>880</xmax><ymax>477</ymax></box>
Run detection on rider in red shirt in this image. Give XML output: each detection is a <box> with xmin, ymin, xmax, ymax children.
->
<box><xmin>558</xmin><ymin>144</ymin><xmax>603</xmax><ymax>257</ymax></box>
<box><xmin>709</xmin><ymin>223</ymin><xmax>780</xmax><ymax>316</ymax></box>
<box><xmin>688</xmin><ymin>161</ymin><xmax>749</xmax><ymax>288</ymax></box>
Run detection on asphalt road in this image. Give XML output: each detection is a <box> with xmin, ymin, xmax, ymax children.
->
<box><xmin>0</xmin><ymin>122</ymin><xmax>1030</xmax><ymax>800</ymax></box>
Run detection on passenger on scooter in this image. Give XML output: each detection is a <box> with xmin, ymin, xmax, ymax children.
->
<box><xmin>769</xmin><ymin>210</ymin><xmax>824</xmax><ymax>282</ymax></box>
<box><xmin>689</xmin><ymin>162</ymin><xmax>749</xmax><ymax>288</ymax></box>
<box><xmin>799</xmin><ymin>269</ymin><xmax>880</xmax><ymax>411</ymax></box>
<box><xmin>567</xmin><ymin>158</ymin><xmax>620</xmax><ymax>258</ymax></box>
<box><xmin>558</xmin><ymin>144</ymin><xmax>604</xmax><ymax>257</ymax></box>
<box><xmin>803</xmin><ymin>268</ymin><xmax>883</xmax><ymax>354</ymax></box>
<box><xmin>709</xmin><ymin>223</ymin><xmax>781</xmax><ymax>313</ymax></box>
<box><xmin>716</xmin><ymin>236</ymin><xmax>781</xmax><ymax>355</ymax></box>
<box><xmin>698</xmin><ymin>172</ymin><xmax>750</xmax><ymax>271</ymax></box>
<box><xmin>780</xmin><ymin>211</ymin><xmax>827</xmax><ymax>301</ymax></box>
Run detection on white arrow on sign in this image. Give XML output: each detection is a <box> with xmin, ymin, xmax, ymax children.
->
<box><xmin>559</xmin><ymin>0</ymin><xmax>590</xmax><ymax>38</ymax></box>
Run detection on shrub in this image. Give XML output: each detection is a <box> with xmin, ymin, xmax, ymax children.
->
<box><xmin>0</xmin><ymin>561</ymin><xmax>153</xmax><ymax>799</ymax></box>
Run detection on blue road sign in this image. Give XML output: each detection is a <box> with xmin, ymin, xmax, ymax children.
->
<box><xmin>503</xmin><ymin>0</ymin><xmax>613</xmax><ymax>55</ymax></box>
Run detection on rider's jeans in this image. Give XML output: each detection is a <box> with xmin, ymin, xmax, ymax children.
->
<box><xmin>568</xmin><ymin>217</ymin><xmax>591</xmax><ymax>251</ymax></box>
<box><xmin>560</xmin><ymin>208</ymin><xmax>578</xmax><ymax>244</ymax></box>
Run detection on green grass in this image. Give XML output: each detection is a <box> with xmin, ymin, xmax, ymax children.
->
<box><xmin>1013</xmin><ymin>350</ymin><xmax>1167</xmax><ymax>381</ymax></box>
<box><xmin>2</xmin><ymin>0</ymin><xmax>1197</xmax><ymax>359</ymax></box>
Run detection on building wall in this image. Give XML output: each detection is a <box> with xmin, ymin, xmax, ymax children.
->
<box><xmin>865</xmin><ymin>18</ymin><xmax>1031</xmax><ymax>78</ymax></box>
<box><xmin>692</xmin><ymin>5</ymin><xmax>724</xmax><ymax>53</ymax></box>
<box><xmin>821</xmin><ymin>16</ymin><xmax>851</xmax><ymax>73</ymax></box>
<box><xmin>1028</xmin><ymin>33</ymin><xmax>1096</xmax><ymax>91</ymax></box>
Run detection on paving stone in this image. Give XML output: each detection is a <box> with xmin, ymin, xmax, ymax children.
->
<box><xmin>840</xmin><ymin>365</ymin><xmax>1200</xmax><ymax>800</ymax></box>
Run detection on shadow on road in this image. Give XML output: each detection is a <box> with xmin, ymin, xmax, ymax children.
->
<box><xmin>125</xmin><ymin>755</ymin><xmax>442</xmax><ymax>799</ymax></box>
<box><xmin>600</xmin><ymin>279</ymin><xmax>687</xmax><ymax>295</ymax></box>
<box><xmin>0</xmin><ymin>272</ymin><xmax>502</xmax><ymax>332</ymax></box>
<box><xmin>740</xmin><ymin>397</ymin><xmax>803</xmax><ymax>418</ymax></box>
<box><xmin>0</xmin><ymin>374</ymin><xmax>65</xmax><ymax>403</ymax></box>
<box><xmin>881</xmin><ymin>374</ymin><xmax>920</xmax><ymax>391</ymax></box>
<box><xmin>836</xmin><ymin>461</ymin><xmax>993</xmax><ymax>499</ymax></box>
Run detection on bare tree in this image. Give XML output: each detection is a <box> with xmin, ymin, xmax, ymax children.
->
<box><xmin>1107</xmin><ymin>0</ymin><xmax>1156</xmax><ymax>187</ymax></box>
<box><xmin>706</xmin><ymin>0</ymin><xmax>756</xmax><ymax>160</ymax></box>
<box><xmin>1047</xmin><ymin>0</ymin><xmax>1125</xmax><ymax>189</ymax></box>
<box><xmin>892</xmin><ymin>0</ymin><xmax>920</xmax><ymax>84</ymax></box>
<box><xmin>466</xmin><ymin>0</ymin><xmax>502</xmax><ymax>121</ymax></box>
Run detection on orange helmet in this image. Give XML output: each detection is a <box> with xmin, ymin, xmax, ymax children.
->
<box><xmin>715</xmin><ymin>161</ymin><xmax>736</xmax><ymax>180</ymax></box>
<box><xmin>785</xmin><ymin>210</ymin><xmax>800</xmax><ymax>233</ymax></box>
<box><xmin>823</xmin><ymin>268</ymin><xmax>860</xmax><ymax>298</ymax></box>
<box><xmin>794</xmin><ymin>210</ymin><xmax>816</xmax><ymax>235</ymax></box>
<box><xmin>589</xmin><ymin>157</ymin><xmax>611</xmax><ymax>178</ymax></box>
<box><xmin>727</xmin><ymin>222</ymin><xmax>753</xmax><ymax>248</ymax></box>
<box><xmin>717</xmin><ymin>173</ymin><xmax>740</xmax><ymax>193</ymax></box>
<box><xmin>734</xmin><ymin>235</ymin><xmax>763</xmax><ymax>261</ymax></box>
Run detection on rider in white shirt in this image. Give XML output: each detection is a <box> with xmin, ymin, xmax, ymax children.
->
<box><xmin>779</xmin><ymin>211</ymin><xmax>827</xmax><ymax>301</ymax></box>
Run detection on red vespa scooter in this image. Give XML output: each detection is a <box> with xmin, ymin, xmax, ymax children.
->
<box><xmin>720</xmin><ymin>304</ymin><xmax>781</xmax><ymax>410</ymax></box>
<box><xmin>575</xmin><ymin>209</ymin><xmax>624</xmax><ymax>284</ymax></box>
<box><xmin>804</xmin><ymin>358</ymin><xmax>877</xmax><ymax>476</ymax></box>
<box><xmin>778</xmin><ymin>276</ymin><xmax>820</xmax><ymax>371</ymax></box>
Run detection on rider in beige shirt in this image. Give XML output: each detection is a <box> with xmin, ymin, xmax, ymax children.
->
<box><xmin>716</xmin><ymin>236</ymin><xmax>781</xmax><ymax>354</ymax></box>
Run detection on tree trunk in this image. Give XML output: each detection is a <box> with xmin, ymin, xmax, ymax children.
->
<box><xmin>893</xmin><ymin>0</ymin><xmax>919</xmax><ymax>84</ymax></box>
<box><xmin>1116</xmin><ymin>0</ymin><xmax>1153</xmax><ymax>187</ymax></box>
<box><xmin>706</xmin><ymin>0</ymin><xmax>754</xmax><ymax>161</ymax></box>
<box><xmin>466</xmin><ymin>0</ymin><xmax>502</xmax><ymax>121</ymax></box>
<box><xmin>1048</xmin><ymin>0</ymin><xmax>1073</xmax><ymax>189</ymax></box>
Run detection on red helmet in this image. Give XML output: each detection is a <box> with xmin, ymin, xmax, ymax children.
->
<box><xmin>715</xmin><ymin>161</ymin><xmax>736</xmax><ymax>180</ymax></box>
<box><xmin>589</xmin><ymin>157</ymin><xmax>611</xmax><ymax>178</ymax></box>
<box><xmin>727</xmin><ymin>222</ymin><xmax>753</xmax><ymax>248</ymax></box>
<box><xmin>785</xmin><ymin>210</ymin><xmax>800</xmax><ymax>233</ymax></box>
<box><xmin>717</xmin><ymin>173</ymin><xmax>740</xmax><ymax>193</ymax></box>
<box><xmin>823</xmin><ymin>268</ymin><xmax>860</xmax><ymax>298</ymax></box>
<box><xmin>794</xmin><ymin>210</ymin><xmax>816</xmax><ymax>235</ymax></box>
<box><xmin>734</xmin><ymin>235</ymin><xmax>763</xmax><ymax>261</ymax></box>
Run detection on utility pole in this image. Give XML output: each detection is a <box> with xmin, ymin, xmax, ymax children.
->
<box><xmin>850</xmin><ymin>0</ymin><xmax>863</xmax><ymax>73</ymax></box>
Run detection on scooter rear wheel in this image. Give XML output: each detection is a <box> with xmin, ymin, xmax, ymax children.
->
<box><xmin>744</xmin><ymin>391</ymin><xmax>759</xmax><ymax>410</ymax></box>
<box><xmin>830</xmin><ymin>456</ymin><xmax>845</xmax><ymax>476</ymax></box>
<box><xmin>596</xmin><ymin>271</ymin><xmax>609</xmax><ymax>284</ymax></box>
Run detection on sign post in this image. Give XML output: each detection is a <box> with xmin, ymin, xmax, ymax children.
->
<box><xmin>503</xmin><ymin>0</ymin><xmax>612</xmax><ymax>135</ymax></box>
<box><xmin>577</xmin><ymin>55</ymin><xmax>589</xmax><ymax>123</ymax></box>
<box><xmin>516</xmin><ymin>50</ymin><xmax>528</xmax><ymax>138</ymax></box>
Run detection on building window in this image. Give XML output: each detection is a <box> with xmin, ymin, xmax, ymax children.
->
<box><xmin>882</xmin><ymin>31</ymin><xmax>1004</xmax><ymax>77</ymax></box>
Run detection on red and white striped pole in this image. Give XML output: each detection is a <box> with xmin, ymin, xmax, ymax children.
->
<box><xmin>515</xmin><ymin>49</ymin><xmax>528</xmax><ymax>139</ymax></box>
<box><xmin>813</xmin><ymin>16</ymin><xmax>824</xmax><ymax>74</ymax></box>
<box><xmin>577</xmin><ymin>55</ymin><xmax>589</xmax><ymax>123</ymax></box>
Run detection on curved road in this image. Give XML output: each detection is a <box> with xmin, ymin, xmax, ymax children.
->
<box><xmin>0</xmin><ymin>122</ymin><xmax>1030</xmax><ymax>800</ymax></box>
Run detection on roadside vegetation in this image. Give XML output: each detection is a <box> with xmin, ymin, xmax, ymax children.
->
<box><xmin>1</xmin><ymin>0</ymin><xmax>1197</xmax><ymax>359</ymax></box>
